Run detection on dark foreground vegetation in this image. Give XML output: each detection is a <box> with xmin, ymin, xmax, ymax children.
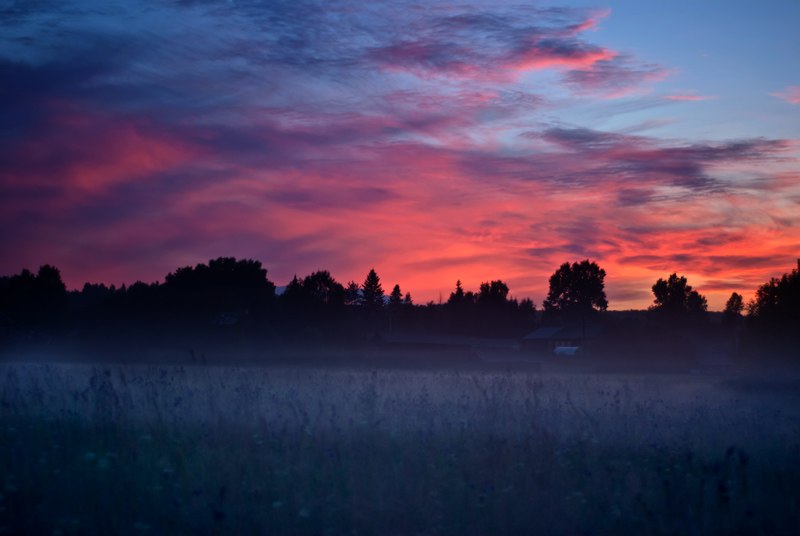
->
<box><xmin>2</xmin><ymin>364</ymin><xmax>800</xmax><ymax>535</ymax></box>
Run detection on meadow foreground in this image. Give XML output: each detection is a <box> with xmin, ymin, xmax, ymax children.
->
<box><xmin>1</xmin><ymin>360</ymin><xmax>799</xmax><ymax>535</ymax></box>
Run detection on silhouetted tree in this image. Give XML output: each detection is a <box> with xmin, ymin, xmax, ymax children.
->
<box><xmin>474</xmin><ymin>279</ymin><xmax>534</xmax><ymax>336</ymax></box>
<box><xmin>387</xmin><ymin>284</ymin><xmax>410</xmax><ymax>332</ymax></box>
<box><xmin>403</xmin><ymin>292</ymin><xmax>413</xmax><ymax>306</ymax></box>
<box><xmin>445</xmin><ymin>280</ymin><xmax>473</xmax><ymax>333</ymax></box>
<box><xmin>519</xmin><ymin>297</ymin><xmax>537</xmax><ymax>319</ymax></box>
<box><xmin>79</xmin><ymin>282</ymin><xmax>116</xmax><ymax>302</ymax></box>
<box><xmin>723</xmin><ymin>292</ymin><xmax>744</xmax><ymax>326</ymax></box>
<box><xmin>282</xmin><ymin>275</ymin><xmax>304</xmax><ymax>304</ymax></box>
<box><xmin>747</xmin><ymin>260</ymin><xmax>800</xmax><ymax>337</ymax></box>
<box><xmin>162</xmin><ymin>257</ymin><xmax>275</xmax><ymax>324</ymax></box>
<box><xmin>36</xmin><ymin>265</ymin><xmax>67</xmax><ymax>298</ymax></box>
<box><xmin>275</xmin><ymin>271</ymin><xmax>350</xmax><ymax>337</ymax></box>
<box><xmin>71</xmin><ymin>282</ymin><xmax>118</xmax><ymax>327</ymax></box>
<box><xmin>389</xmin><ymin>284</ymin><xmax>403</xmax><ymax>308</ymax></box>
<box><xmin>543</xmin><ymin>260</ymin><xmax>608</xmax><ymax>321</ymax></box>
<box><xmin>361</xmin><ymin>269</ymin><xmax>384</xmax><ymax>311</ymax></box>
<box><xmin>301</xmin><ymin>271</ymin><xmax>345</xmax><ymax>307</ymax></box>
<box><xmin>0</xmin><ymin>265</ymin><xmax>68</xmax><ymax>329</ymax></box>
<box><xmin>344</xmin><ymin>280</ymin><xmax>360</xmax><ymax>306</ymax></box>
<box><xmin>279</xmin><ymin>275</ymin><xmax>306</xmax><ymax>331</ymax></box>
<box><xmin>447</xmin><ymin>280</ymin><xmax>466</xmax><ymax>306</ymax></box>
<box><xmin>478</xmin><ymin>280</ymin><xmax>510</xmax><ymax>307</ymax></box>
<box><xmin>650</xmin><ymin>273</ymin><xmax>707</xmax><ymax>317</ymax></box>
<box><xmin>122</xmin><ymin>281</ymin><xmax>161</xmax><ymax>320</ymax></box>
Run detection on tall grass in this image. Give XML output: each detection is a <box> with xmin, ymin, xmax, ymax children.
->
<box><xmin>1</xmin><ymin>362</ymin><xmax>798</xmax><ymax>534</ymax></box>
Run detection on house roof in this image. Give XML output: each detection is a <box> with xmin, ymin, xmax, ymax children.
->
<box><xmin>523</xmin><ymin>326</ymin><xmax>563</xmax><ymax>340</ymax></box>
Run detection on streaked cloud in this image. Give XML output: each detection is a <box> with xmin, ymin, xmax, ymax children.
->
<box><xmin>563</xmin><ymin>55</ymin><xmax>668</xmax><ymax>98</ymax></box>
<box><xmin>663</xmin><ymin>93</ymin><xmax>717</xmax><ymax>102</ymax></box>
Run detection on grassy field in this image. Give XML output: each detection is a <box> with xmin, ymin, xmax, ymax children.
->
<box><xmin>1</xmin><ymin>360</ymin><xmax>799</xmax><ymax>534</ymax></box>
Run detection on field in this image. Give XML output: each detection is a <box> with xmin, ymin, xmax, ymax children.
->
<box><xmin>1</xmin><ymin>358</ymin><xmax>799</xmax><ymax>535</ymax></box>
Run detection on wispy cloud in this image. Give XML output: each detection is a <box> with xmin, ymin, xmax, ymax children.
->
<box><xmin>663</xmin><ymin>93</ymin><xmax>717</xmax><ymax>102</ymax></box>
<box><xmin>771</xmin><ymin>86</ymin><xmax>800</xmax><ymax>105</ymax></box>
<box><xmin>364</xmin><ymin>6</ymin><xmax>656</xmax><ymax>89</ymax></box>
<box><xmin>564</xmin><ymin>55</ymin><xmax>669</xmax><ymax>98</ymax></box>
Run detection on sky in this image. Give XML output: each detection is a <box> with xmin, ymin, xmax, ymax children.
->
<box><xmin>1</xmin><ymin>0</ymin><xmax>799</xmax><ymax>310</ymax></box>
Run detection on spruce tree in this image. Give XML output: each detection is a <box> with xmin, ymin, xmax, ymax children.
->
<box><xmin>361</xmin><ymin>269</ymin><xmax>384</xmax><ymax>310</ymax></box>
<box><xmin>389</xmin><ymin>284</ymin><xmax>403</xmax><ymax>308</ymax></box>
<box><xmin>344</xmin><ymin>280</ymin><xmax>360</xmax><ymax>306</ymax></box>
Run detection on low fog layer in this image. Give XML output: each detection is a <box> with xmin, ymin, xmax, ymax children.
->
<box><xmin>4</xmin><ymin>362</ymin><xmax>798</xmax><ymax>451</ymax></box>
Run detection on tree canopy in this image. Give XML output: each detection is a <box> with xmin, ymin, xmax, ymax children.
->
<box><xmin>162</xmin><ymin>257</ymin><xmax>275</xmax><ymax>317</ymax></box>
<box><xmin>344</xmin><ymin>280</ymin><xmax>360</xmax><ymax>306</ymax></box>
<box><xmin>0</xmin><ymin>264</ymin><xmax>68</xmax><ymax>327</ymax></box>
<box><xmin>447</xmin><ymin>280</ymin><xmax>466</xmax><ymax>306</ymax></box>
<box><xmin>723</xmin><ymin>292</ymin><xmax>744</xmax><ymax>325</ymax></box>
<box><xmin>543</xmin><ymin>260</ymin><xmax>608</xmax><ymax>318</ymax></box>
<box><xmin>301</xmin><ymin>271</ymin><xmax>345</xmax><ymax>307</ymax></box>
<box><xmin>747</xmin><ymin>262</ymin><xmax>800</xmax><ymax>331</ymax></box>
<box><xmin>478</xmin><ymin>280</ymin><xmax>510</xmax><ymax>307</ymax></box>
<box><xmin>650</xmin><ymin>273</ymin><xmax>707</xmax><ymax>317</ymax></box>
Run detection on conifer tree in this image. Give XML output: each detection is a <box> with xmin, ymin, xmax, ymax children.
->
<box><xmin>361</xmin><ymin>268</ymin><xmax>384</xmax><ymax>310</ymax></box>
<box><xmin>344</xmin><ymin>280</ymin><xmax>360</xmax><ymax>306</ymax></box>
<box><xmin>389</xmin><ymin>284</ymin><xmax>403</xmax><ymax>308</ymax></box>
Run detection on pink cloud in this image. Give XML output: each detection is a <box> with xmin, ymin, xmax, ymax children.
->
<box><xmin>563</xmin><ymin>8</ymin><xmax>611</xmax><ymax>35</ymax></box>
<box><xmin>3</xmin><ymin>103</ymin><xmax>194</xmax><ymax>195</ymax></box>
<box><xmin>771</xmin><ymin>86</ymin><xmax>800</xmax><ymax>104</ymax></box>
<box><xmin>368</xmin><ymin>40</ymin><xmax>616</xmax><ymax>83</ymax></box>
<box><xmin>366</xmin><ymin>8</ymin><xmax>659</xmax><ymax>92</ymax></box>
<box><xmin>663</xmin><ymin>93</ymin><xmax>717</xmax><ymax>101</ymax></box>
<box><xmin>506</xmin><ymin>46</ymin><xmax>615</xmax><ymax>72</ymax></box>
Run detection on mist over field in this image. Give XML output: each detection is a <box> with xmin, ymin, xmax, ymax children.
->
<box><xmin>2</xmin><ymin>354</ymin><xmax>799</xmax><ymax>534</ymax></box>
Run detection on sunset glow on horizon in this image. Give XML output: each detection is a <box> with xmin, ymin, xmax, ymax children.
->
<box><xmin>2</xmin><ymin>1</ymin><xmax>799</xmax><ymax>310</ymax></box>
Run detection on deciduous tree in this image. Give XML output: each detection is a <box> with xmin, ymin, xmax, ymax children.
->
<box><xmin>723</xmin><ymin>292</ymin><xmax>744</xmax><ymax>326</ymax></box>
<box><xmin>650</xmin><ymin>273</ymin><xmax>707</xmax><ymax>316</ymax></box>
<box><xmin>543</xmin><ymin>260</ymin><xmax>608</xmax><ymax>318</ymax></box>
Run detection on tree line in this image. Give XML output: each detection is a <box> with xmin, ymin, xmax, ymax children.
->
<box><xmin>1</xmin><ymin>257</ymin><xmax>798</xmax><ymax>354</ymax></box>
